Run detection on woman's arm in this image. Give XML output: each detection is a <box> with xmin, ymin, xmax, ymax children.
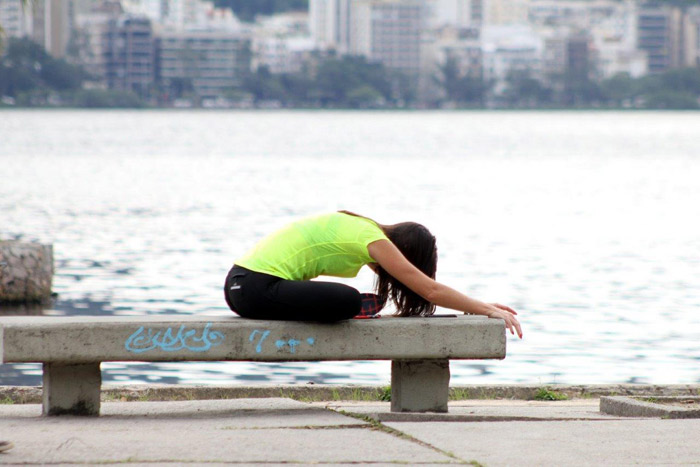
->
<box><xmin>367</xmin><ymin>239</ymin><xmax>523</xmax><ymax>338</ymax></box>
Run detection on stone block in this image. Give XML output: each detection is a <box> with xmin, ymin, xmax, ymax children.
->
<box><xmin>43</xmin><ymin>362</ymin><xmax>102</xmax><ymax>416</ymax></box>
<box><xmin>391</xmin><ymin>359</ymin><xmax>450</xmax><ymax>413</ymax></box>
<box><xmin>0</xmin><ymin>242</ymin><xmax>53</xmax><ymax>303</ymax></box>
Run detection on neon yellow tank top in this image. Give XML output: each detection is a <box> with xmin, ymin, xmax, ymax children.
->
<box><xmin>235</xmin><ymin>212</ymin><xmax>389</xmax><ymax>281</ymax></box>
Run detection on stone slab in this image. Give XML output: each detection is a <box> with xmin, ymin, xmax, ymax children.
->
<box><xmin>386</xmin><ymin>419</ymin><xmax>700</xmax><ymax>466</ymax></box>
<box><xmin>0</xmin><ymin>399</ymin><xmax>451</xmax><ymax>465</ymax></box>
<box><xmin>322</xmin><ymin>399</ymin><xmax>629</xmax><ymax>422</ymax></box>
<box><xmin>2</xmin><ymin>398</ymin><xmax>368</xmax><ymax>427</ymax></box>
<box><xmin>600</xmin><ymin>396</ymin><xmax>700</xmax><ymax>418</ymax></box>
<box><xmin>0</xmin><ymin>315</ymin><xmax>505</xmax><ymax>363</ymax></box>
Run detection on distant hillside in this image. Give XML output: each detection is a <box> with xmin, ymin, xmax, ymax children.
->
<box><xmin>213</xmin><ymin>0</ymin><xmax>308</xmax><ymax>22</ymax></box>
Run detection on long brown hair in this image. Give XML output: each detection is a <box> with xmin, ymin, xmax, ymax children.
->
<box><xmin>339</xmin><ymin>210</ymin><xmax>437</xmax><ymax>317</ymax></box>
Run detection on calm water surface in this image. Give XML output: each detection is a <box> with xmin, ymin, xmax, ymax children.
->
<box><xmin>1</xmin><ymin>109</ymin><xmax>699</xmax><ymax>386</ymax></box>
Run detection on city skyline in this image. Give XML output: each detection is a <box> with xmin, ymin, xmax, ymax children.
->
<box><xmin>1</xmin><ymin>0</ymin><xmax>700</xmax><ymax>108</ymax></box>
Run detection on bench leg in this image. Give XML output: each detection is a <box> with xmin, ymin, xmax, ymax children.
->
<box><xmin>43</xmin><ymin>362</ymin><xmax>101</xmax><ymax>416</ymax></box>
<box><xmin>391</xmin><ymin>359</ymin><xmax>450</xmax><ymax>413</ymax></box>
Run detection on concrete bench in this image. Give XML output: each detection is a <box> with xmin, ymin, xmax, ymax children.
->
<box><xmin>0</xmin><ymin>315</ymin><xmax>506</xmax><ymax>416</ymax></box>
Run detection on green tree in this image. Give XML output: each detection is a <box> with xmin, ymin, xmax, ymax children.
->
<box><xmin>658</xmin><ymin>67</ymin><xmax>700</xmax><ymax>94</ymax></box>
<box><xmin>314</xmin><ymin>56</ymin><xmax>392</xmax><ymax>107</ymax></box>
<box><xmin>600</xmin><ymin>73</ymin><xmax>640</xmax><ymax>107</ymax></box>
<box><xmin>243</xmin><ymin>66</ymin><xmax>288</xmax><ymax>103</ymax></box>
<box><xmin>503</xmin><ymin>69</ymin><xmax>551</xmax><ymax>107</ymax></box>
<box><xmin>634</xmin><ymin>67</ymin><xmax>700</xmax><ymax>109</ymax></box>
<box><xmin>643</xmin><ymin>90</ymin><xmax>700</xmax><ymax>109</ymax></box>
<box><xmin>165</xmin><ymin>77</ymin><xmax>195</xmax><ymax>100</ymax></box>
<box><xmin>436</xmin><ymin>57</ymin><xmax>487</xmax><ymax>106</ymax></box>
<box><xmin>70</xmin><ymin>89</ymin><xmax>144</xmax><ymax>108</ymax></box>
<box><xmin>0</xmin><ymin>38</ymin><xmax>85</xmax><ymax>98</ymax></box>
<box><xmin>278</xmin><ymin>72</ymin><xmax>314</xmax><ymax>106</ymax></box>
<box><xmin>346</xmin><ymin>84</ymin><xmax>384</xmax><ymax>108</ymax></box>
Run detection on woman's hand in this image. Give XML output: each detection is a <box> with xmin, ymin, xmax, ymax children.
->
<box><xmin>484</xmin><ymin>303</ymin><xmax>523</xmax><ymax>339</ymax></box>
<box><xmin>366</xmin><ymin>240</ymin><xmax>524</xmax><ymax>338</ymax></box>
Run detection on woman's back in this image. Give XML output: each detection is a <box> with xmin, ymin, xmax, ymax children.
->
<box><xmin>235</xmin><ymin>212</ymin><xmax>388</xmax><ymax>281</ymax></box>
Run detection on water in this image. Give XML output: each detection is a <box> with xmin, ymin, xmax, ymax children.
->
<box><xmin>1</xmin><ymin>109</ymin><xmax>699</xmax><ymax>387</ymax></box>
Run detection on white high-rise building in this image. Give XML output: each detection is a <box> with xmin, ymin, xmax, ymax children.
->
<box><xmin>0</xmin><ymin>0</ymin><xmax>32</xmax><ymax>38</ymax></box>
<box><xmin>121</xmin><ymin>0</ymin><xmax>170</xmax><ymax>23</ymax></box>
<box><xmin>692</xmin><ymin>7</ymin><xmax>700</xmax><ymax>66</ymax></box>
<box><xmin>428</xmin><ymin>0</ymin><xmax>483</xmax><ymax>28</ymax></box>
<box><xmin>309</xmin><ymin>0</ymin><xmax>352</xmax><ymax>52</ymax></box>
<box><xmin>253</xmin><ymin>12</ymin><xmax>312</xmax><ymax>74</ymax></box>
<box><xmin>123</xmin><ymin>0</ymin><xmax>235</xmax><ymax>31</ymax></box>
<box><xmin>0</xmin><ymin>0</ymin><xmax>70</xmax><ymax>57</ymax></box>
<box><xmin>590</xmin><ymin>0</ymin><xmax>646</xmax><ymax>78</ymax></box>
<box><xmin>481</xmin><ymin>24</ymin><xmax>544</xmax><ymax>94</ymax></box>
<box><xmin>311</xmin><ymin>0</ymin><xmax>426</xmax><ymax>76</ymax></box>
<box><xmin>349</xmin><ymin>0</ymin><xmax>425</xmax><ymax>76</ymax></box>
<box><xmin>165</xmin><ymin>0</ymin><xmax>198</xmax><ymax>28</ymax></box>
<box><xmin>34</xmin><ymin>0</ymin><xmax>71</xmax><ymax>57</ymax></box>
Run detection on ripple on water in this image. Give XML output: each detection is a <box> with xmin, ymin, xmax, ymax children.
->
<box><xmin>1</xmin><ymin>110</ymin><xmax>700</xmax><ymax>386</ymax></box>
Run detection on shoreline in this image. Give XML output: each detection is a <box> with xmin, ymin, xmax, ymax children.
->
<box><xmin>2</xmin><ymin>106</ymin><xmax>700</xmax><ymax>112</ymax></box>
<box><xmin>2</xmin><ymin>383</ymin><xmax>699</xmax><ymax>405</ymax></box>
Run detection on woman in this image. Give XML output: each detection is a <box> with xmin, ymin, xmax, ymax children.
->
<box><xmin>224</xmin><ymin>211</ymin><xmax>522</xmax><ymax>338</ymax></box>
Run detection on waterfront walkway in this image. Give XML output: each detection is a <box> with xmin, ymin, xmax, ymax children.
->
<box><xmin>2</xmin><ymin>397</ymin><xmax>699</xmax><ymax>465</ymax></box>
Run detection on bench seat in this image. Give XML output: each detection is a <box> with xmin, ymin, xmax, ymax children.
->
<box><xmin>0</xmin><ymin>315</ymin><xmax>506</xmax><ymax>415</ymax></box>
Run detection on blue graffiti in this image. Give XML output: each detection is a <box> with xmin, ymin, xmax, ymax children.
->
<box><xmin>125</xmin><ymin>323</ymin><xmax>225</xmax><ymax>353</ymax></box>
<box><xmin>287</xmin><ymin>339</ymin><xmax>301</xmax><ymax>353</ymax></box>
<box><xmin>274</xmin><ymin>338</ymin><xmax>309</xmax><ymax>354</ymax></box>
<box><xmin>252</xmin><ymin>330</ymin><xmax>315</xmax><ymax>354</ymax></box>
<box><xmin>249</xmin><ymin>330</ymin><xmax>271</xmax><ymax>353</ymax></box>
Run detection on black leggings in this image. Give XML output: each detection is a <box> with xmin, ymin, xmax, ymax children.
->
<box><xmin>224</xmin><ymin>265</ymin><xmax>362</xmax><ymax>322</ymax></box>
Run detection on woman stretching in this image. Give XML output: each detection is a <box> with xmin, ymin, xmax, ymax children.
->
<box><xmin>224</xmin><ymin>211</ymin><xmax>522</xmax><ymax>338</ymax></box>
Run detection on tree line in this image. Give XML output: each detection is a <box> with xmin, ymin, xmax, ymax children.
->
<box><xmin>438</xmin><ymin>60</ymin><xmax>700</xmax><ymax>110</ymax></box>
<box><xmin>1</xmin><ymin>37</ymin><xmax>700</xmax><ymax>109</ymax></box>
<box><xmin>0</xmin><ymin>38</ymin><xmax>143</xmax><ymax>107</ymax></box>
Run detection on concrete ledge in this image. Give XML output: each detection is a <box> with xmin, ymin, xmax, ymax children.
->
<box><xmin>600</xmin><ymin>396</ymin><xmax>700</xmax><ymax>418</ymax></box>
<box><xmin>0</xmin><ymin>315</ymin><xmax>505</xmax><ymax>362</ymax></box>
<box><xmin>1</xmin><ymin>315</ymin><xmax>508</xmax><ymax>414</ymax></box>
<box><xmin>2</xmin><ymin>384</ymin><xmax>700</xmax><ymax>405</ymax></box>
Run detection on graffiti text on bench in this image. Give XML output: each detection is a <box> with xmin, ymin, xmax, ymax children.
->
<box><xmin>125</xmin><ymin>323</ymin><xmax>225</xmax><ymax>353</ymax></box>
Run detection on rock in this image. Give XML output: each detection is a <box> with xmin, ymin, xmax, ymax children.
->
<box><xmin>0</xmin><ymin>241</ymin><xmax>53</xmax><ymax>303</ymax></box>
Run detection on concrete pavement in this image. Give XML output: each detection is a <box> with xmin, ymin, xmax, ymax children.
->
<box><xmin>1</xmin><ymin>397</ymin><xmax>699</xmax><ymax>465</ymax></box>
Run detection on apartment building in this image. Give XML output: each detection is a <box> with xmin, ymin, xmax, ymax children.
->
<box><xmin>428</xmin><ymin>0</ymin><xmax>483</xmax><ymax>28</ymax></box>
<box><xmin>309</xmin><ymin>0</ymin><xmax>352</xmax><ymax>52</ymax></box>
<box><xmin>310</xmin><ymin>0</ymin><xmax>425</xmax><ymax>77</ymax></box>
<box><xmin>157</xmin><ymin>29</ymin><xmax>250</xmax><ymax>98</ymax></box>
<box><xmin>637</xmin><ymin>2</ymin><xmax>699</xmax><ymax>73</ymax></box>
<box><xmin>0</xmin><ymin>0</ymin><xmax>32</xmax><ymax>38</ymax></box>
<box><xmin>253</xmin><ymin>13</ymin><xmax>313</xmax><ymax>74</ymax></box>
<box><xmin>0</xmin><ymin>0</ymin><xmax>70</xmax><ymax>57</ymax></box>
<box><xmin>74</xmin><ymin>6</ymin><xmax>155</xmax><ymax>97</ymax></box>
<box><xmin>350</xmin><ymin>0</ymin><xmax>425</xmax><ymax>76</ymax></box>
<box><xmin>104</xmin><ymin>15</ymin><xmax>154</xmax><ymax>96</ymax></box>
<box><xmin>482</xmin><ymin>25</ymin><xmax>544</xmax><ymax>94</ymax></box>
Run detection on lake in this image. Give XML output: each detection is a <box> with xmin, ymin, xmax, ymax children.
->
<box><xmin>1</xmin><ymin>109</ymin><xmax>699</xmax><ymax>386</ymax></box>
